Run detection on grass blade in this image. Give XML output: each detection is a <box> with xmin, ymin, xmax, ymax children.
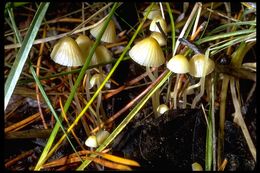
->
<box><xmin>4</xmin><ymin>2</ymin><xmax>49</xmax><ymax>110</ymax></box>
<box><xmin>29</xmin><ymin>62</ymin><xmax>82</xmax><ymax>166</ymax></box>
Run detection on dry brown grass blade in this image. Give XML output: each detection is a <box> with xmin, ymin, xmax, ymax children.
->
<box><xmin>5</xmin><ymin>149</ymin><xmax>34</xmax><ymax>168</ymax></box>
<box><xmin>59</xmin><ymin>97</ymin><xmax>85</xmax><ymax>150</ymax></box>
<box><xmin>100</xmin><ymin>153</ymin><xmax>140</xmax><ymax>167</ymax></box>
<box><xmin>42</xmin><ymin>150</ymin><xmax>136</xmax><ymax>170</ymax></box>
<box><xmin>4</xmin><ymin>110</ymin><xmax>49</xmax><ymax>133</ymax></box>
<box><xmin>35</xmin><ymin>26</ymin><xmax>48</xmax><ymax>129</ymax></box>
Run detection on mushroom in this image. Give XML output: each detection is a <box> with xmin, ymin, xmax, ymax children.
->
<box><xmin>149</xmin><ymin>16</ymin><xmax>167</xmax><ymax>35</ymax></box>
<box><xmin>188</xmin><ymin>53</ymin><xmax>215</xmax><ymax>108</ymax></box>
<box><xmin>90</xmin><ymin>20</ymin><xmax>116</xmax><ymax>43</ymax></box>
<box><xmin>96</xmin><ymin>130</ymin><xmax>110</xmax><ymax>146</ymax></box>
<box><xmin>85</xmin><ymin>130</ymin><xmax>110</xmax><ymax>150</ymax></box>
<box><xmin>189</xmin><ymin>54</ymin><xmax>215</xmax><ymax>78</ymax></box>
<box><xmin>75</xmin><ymin>34</ymin><xmax>94</xmax><ymax>61</ymax></box>
<box><xmin>129</xmin><ymin>37</ymin><xmax>165</xmax><ymax>67</ymax></box>
<box><xmin>85</xmin><ymin>135</ymin><xmax>98</xmax><ymax>149</ymax></box>
<box><xmin>89</xmin><ymin>73</ymin><xmax>105</xmax><ymax>127</ymax></box>
<box><xmin>91</xmin><ymin>45</ymin><xmax>113</xmax><ymax>66</ymax></box>
<box><xmin>150</xmin><ymin>32</ymin><xmax>167</xmax><ymax>46</ymax></box>
<box><xmin>129</xmin><ymin>36</ymin><xmax>165</xmax><ymax>117</ymax></box>
<box><xmin>192</xmin><ymin>162</ymin><xmax>203</xmax><ymax>171</ymax></box>
<box><xmin>167</xmin><ymin>54</ymin><xmax>190</xmax><ymax>109</ymax></box>
<box><xmin>50</xmin><ymin>36</ymin><xmax>84</xmax><ymax>67</ymax></box>
<box><xmin>143</xmin><ymin>3</ymin><xmax>161</xmax><ymax>20</ymax></box>
<box><xmin>156</xmin><ymin>104</ymin><xmax>169</xmax><ymax>115</ymax></box>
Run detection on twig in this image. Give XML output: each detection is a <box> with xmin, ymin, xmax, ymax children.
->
<box><xmin>5</xmin><ymin>3</ymin><xmax>114</xmax><ymax>50</ymax></box>
<box><xmin>35</xmin><ymin>26</ymin><xmax>48</xmax><ymax>129</ymax></box>
<box><xmin>5</xmin><ymin>149</ymin><xmax>34</xmax><ymax>168</ymax></box>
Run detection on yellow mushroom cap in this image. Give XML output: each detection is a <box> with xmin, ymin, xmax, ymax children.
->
<box><xmin>192</xmin><ymin>162</ymin><xmax>203</xmax><ymax>171</ymax></box>
<box><xmin>50</xmin><ymin>37</ymin><xmax>84</xmax><ymax>67</ymax></box>
<box><xmin>189</xmin><ymin>54</ymin><xmax>215</xmax><ymax>77</ymax></box>
<box><xmin>167</xmin><ymin>54</ymin><xmax>190</xmax><ymax>74</ymax></box>
<box><xmin>150</xmin><ymin>32</ymin><xmax>166</xmax><ymax>46</ymax></box>
<box><xmin>75</xmin><ymin>34</ymin><xmax>93</xmax><ymax>60</ymax></box>
<box><xmin>91</xmin><ymin>45</ymin><xmax>113</xmax><ymax>65</ymax></box>
<box><xmin>89</xmin><ymin>73</ymin><xmax>103</xmax><ymax>89</ymax></box>
<box><xmin>90</xmin><ymin>20</ymin><xmax>116</xmax><ymax>43</ymax></box>
<box><xmin>143</xmin><ymin>4</ymin><xmax>161</xmax><ymax>20</ymax></box>
<box><xmin>85</xmin><ymin>135</ymin><xmax>98</xmax><ymax>148</ymax></box>
<box><xmin>157</xmin><ymin>104</ymin><xmax>169</xmax><ymax>115</ymax></box>
<box><xmin>149</xmin><ymin>16</ymin><xmax>167</xmax><ymax>35</ymax></box>
<box><xmin>129</xmin><ymin>37</ymin><xmax>165</xmax><ymax>67</ymax></box>
<box><xmin>96</xmin><ymin>130</ymin><xmax>110</xmax><ymax>146</ymax></box>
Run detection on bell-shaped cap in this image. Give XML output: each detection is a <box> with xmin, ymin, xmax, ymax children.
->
<box><xmin>89</xmin><ymin>73</ymin><xmax>103</xmax><ymax>89</ymax></box>
<box><xmin>150</xmin><ymin>32</ymin><xmax>166</xmax><ymax>46</ymax></box>
<box><xmin>129</xmin><ymin>37</ymin><xmax>165</xmax><ymax>67</ymax></box>
<box><xmin>167</xmin><ymin>54</ymin><xmax>190</xmax><ymax>74</ymax></box>
<box><xmin>143</xmin><ymin>3</ymin><xmax>161</xmax><ymax>20</ymax></box>
<box><xmin>189</xmin><ymin>54</ymin><xmax>215</xmax><ymax>77</ymax></box>
<box><xmin>157</xmin><ymin>104</ymin><xmax>169</xmax><ymax>115</ymax></box>
<box><xmin>75</xmin><ymin>34</ymin><xmax>93</xmax><ymax>60</ymax></box>
<box><xmin>50</xmin><ymin>37</ymin><xmax>84</xmax><ymax>67</ymax></box>
<box><xmin>149</xmin><ymin>16</ymin><xmax>167</xmax><ymax>35</ymax></box>
<box><xmin>96</xmin><ymin>130</ymin><xmax>110</xmax><ymax>146</ymax></box>
<box><xmin>85</xmin><ymin>135</ymin><xmax>98</xmax><ymax>148</ymax></box>
<box><xmin>90</xmin><ymin>20</ymin><xmax>116</xmax><ymax>43</ymax></box>
<box><xmin>91</xmin><ymin>45</ymin><xmax>113</xmax><ymax>65</ymax></box>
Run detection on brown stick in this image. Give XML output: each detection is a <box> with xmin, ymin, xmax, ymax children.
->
<box><xmin>5</xmin><ymin>149</ymin><xmax>34</xmax><ymax>168</ymax></box>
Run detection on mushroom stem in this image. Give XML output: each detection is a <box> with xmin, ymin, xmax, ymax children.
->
<box><xmin>172</xmin><ymin>74</ymin><xmax>180</xmax><ymax>109</ymax></box>
<box><xmin>97</xmin><ymin>67</ymin><xmax>107</xmax><ymax>117</ymax></box>
<box><xmin>182</xmin><ymin>88</ymin><xmax>187</xmax><ymax>109</ymax></box>
<box><xmin>146</xmin><ymin>66</ymin><xmax>160</xmax><ymax>117</ymax></box>
<box><xmin>191</xmin><ymin>76</ymin><xmax>205</xmax><ymax>108</ymax></box>
<box><xmin>95</xmin><ymin>79</ymin><xmax>103</xmax><ymax>128</ymax></box>
<box><xmin>68</xmin><ymin>67</ymin><xmax>90</xmax><ymax>136</ymax></box>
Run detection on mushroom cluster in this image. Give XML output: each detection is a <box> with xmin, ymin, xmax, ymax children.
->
<box><xmin>127</xmin><ymin>3</ymin><xmax>168</xmax><ymax>117</ymax></box>
<box><xmin>166</xmin><ymin>53</ymin><xmax>215</xmax><ymax>109</ymax></box>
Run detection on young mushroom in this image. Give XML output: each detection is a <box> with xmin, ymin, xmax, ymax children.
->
<box><xmin>129</xmin><ymin>36</ymin><xmax>165</xmax><ymax>117</ymax></box>
<box><xmin>149</xmin><ymin>16</ymin><xmax>167</xmax><ymax>35</ymax></box>
<box><xmin>189</xmin><ymin>54</ymin><xmax>215</xmax><ymax>78</ymax></box>
<box><xmin>85</xmin><ymin>135</ymin><xmax>98</xmax><ymax>149</ymax></box>
<box><xmin>156</xmin><ymin>104</ymin><xmax>169</xmax><ymax>115</ymax></box>
<box><xmin>89</xmin><ymin>73</ymin><xmax>106</xmax><ymax>127</ymax></box>
<box><xmin>150</xmin><ymin>32</ymin><xmax>167</xmax><ymax>46</ymax></box>
<box><xmin>50</xmin><ymin>36</ymin><xmax>84</xmax><ymax>67</ymax></box>
<box><xmin>91</xmin><ymin>45</ymin><xmax>113</xmax><ymax>66</ymax></box>
<box><xmin>90</xmin><ymin>20</ymin><xmax>116</xmax><ymax>43</ymax></box>
<box><xmin>96</xmin><ymin>130</ymin><xmax>110</xmax><ymax>146</ymax></box>
<box><xmin>188</xmin><ymin>53</ymin><xmax>215</xmax><ymax>108</ymax></box>
<box><xmin>75</xmin><ymin>34</ymin><xmax>94</xmax><ymax>61</ymax></box>
<box><xmin>143</xmin><ymin>3</ymin><xmax>161</xmax><ymax>20</ymax></box>
<box><xmin>167</xmin><ymin>54</ymin><xmax>190</xmax><ymax>109</ymax></box>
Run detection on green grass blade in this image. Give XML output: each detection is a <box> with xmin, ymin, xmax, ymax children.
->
<box><xmin>208</xmin><ymin>20</ymin><xmax>256</xmax><ymax>35</ymax></box>
<box><xmin>5</xmin><ymin>2</ymin><xmax>30</xmax><ymax>17</ymax></box>
<box><xmin>196</xmin><ymin>29</ymin><xmax>255</xmax><ymax>45</ymax></box>
<box><xmin>29</xmin><ymin>62</ymin><xmax>82</xmax><ymax>164</ymax></box>
<box><xmin>166</xmin><ymin>3</ymin><xmax>176</xmax><ymax>53</ymax></box>
<box><xmin>6</xmin><ymin>8</ymin><xmax>22</xmax><ymax>43</ymax></box>
<box><xmin>77</xmin><ymin>70</ymin><xmax>172</xmax><ymax>170</ymax></box>
<box><xmin>4</xmin><ymin>2</ymin><xmax>49</xmax><ymax>110</ymax></box>
<box><xmin>205</xmin><ymin>105</ymin><xmax>213</xmax><ymax>171</ymax></box>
